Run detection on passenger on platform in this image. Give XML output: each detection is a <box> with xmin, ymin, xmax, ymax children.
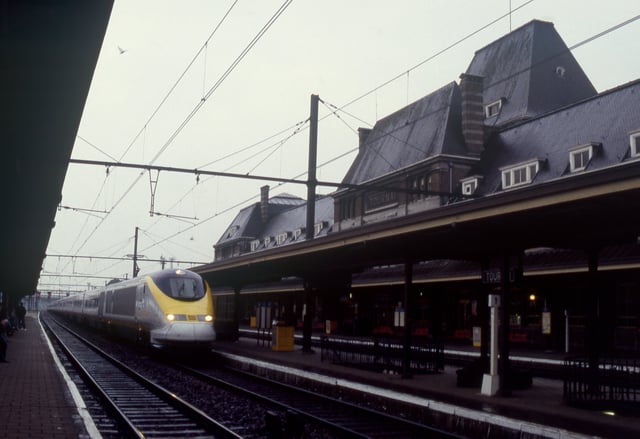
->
<box><xmin>0</xmin><ymin>316</ymin><xmax>10</xmax><ymax>363</ymax></box>
<box><xmin>16</xmin><ymin>302</ymin><xmax>26</xmax><ymax>330</ymax></box>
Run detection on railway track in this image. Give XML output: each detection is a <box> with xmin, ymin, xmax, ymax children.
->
<box><xmin>43</xmin><ymin>313</ymin><xmax>465</xmax><ymax>437</ymax></box>
<box><xmin>173</xmin><ymin>360</ymin><xmax>465</xmax><ymax>439</ymax></box>
<box><xmin>41</xmin><ymin>315</ymin><xmax>241</xmax><ymax>439</ymax></box>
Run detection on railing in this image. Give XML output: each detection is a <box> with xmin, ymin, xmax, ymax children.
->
<box><xmin>564</xmin><ymin>357</ymin><xmax>640</xmax><ymax>409</ymax></box>
<box><xmin>320</xmin><ymin>335</ymin><xmax>444</xmax><ymax>374</ymax></box>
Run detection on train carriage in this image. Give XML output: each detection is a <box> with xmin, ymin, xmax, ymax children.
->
<box><xmin>50</xmin><ymin>268</ymin><xmax>215</xmax><ymax>349</ymax></box>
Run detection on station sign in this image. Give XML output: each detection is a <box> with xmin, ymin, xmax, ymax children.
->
<box><xmin>481</xmin><ymin>268</ymin><xmax>520</xmax><ymax>284</ymax></box>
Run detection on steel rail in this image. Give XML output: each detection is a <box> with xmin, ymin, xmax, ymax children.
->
<box><xmin>41</xmin><ymin>314</ymin><xmax>241</xmax><ymax>439</ymax></box>
<box><xmin>171</xmin><ymin>360</ymin><xmax>464</xmax><ymax>438</ymax></box>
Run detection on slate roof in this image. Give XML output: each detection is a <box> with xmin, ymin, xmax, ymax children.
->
<box><xmin>475</xmin><ymin>79</ymin><xmax>640</xmax><ymax>194</ymax></box>
<box><xmin>216</xmin><ymin>193</ymin><xmax>306</xmax><ymax>245</ymax></box>
<box><xmin>215</xmin><ymin>193</ymin><xmax>333</xmax><ymax>249</ymax></box>
<box><xmin>466</xmin><ymin>20</ymin><xmax>596</xmax><ymax>128</ymax></box>
<box><xmin>260</xmin><ymin>195</ymin><xmax>334</xmax><ymax>242</ymax></box>
<box><xmin>341</xmin><ymin>81</ymin><xmax>467</xmax><ymax>186</ymax></box>
<box><xmin>214</xmin><ymin>19</ymin><xmax>639</xmax><ymax>262</ymax></box>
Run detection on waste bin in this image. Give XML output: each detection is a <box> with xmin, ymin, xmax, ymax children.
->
<box><xmin>272</xmin><ymin>324</ymin><xmax>294</xmax><ymax>351</ymax></box>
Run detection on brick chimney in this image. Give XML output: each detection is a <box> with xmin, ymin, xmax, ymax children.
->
<box><xmin>358</xmin><ymin>127</ymin><xmax>372</xmax><ymax>151</ymax></box>
<box><xmin>260</xmin><ymin>185</ymin><xmax>269</xmax><ymax>223</ymax></box>
<box><xmin>459</xmin><ymin>73</ymin><xmax>485</xmax><ymax>155</ymax></box>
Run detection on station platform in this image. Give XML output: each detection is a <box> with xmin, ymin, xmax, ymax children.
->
<box><xmin>2</xmin><ymin>315</ymin><xmax>638</xmax><ymax>438</ymax></box>
<box><xmin>210</xmin><ymin>335</ymin><xmax>640</xmax><ymax>439</ymax></box>
<box><xmin>0</xmin><ymin>314</ymin><xmax>96</xmax><ymax>439</ymax></box>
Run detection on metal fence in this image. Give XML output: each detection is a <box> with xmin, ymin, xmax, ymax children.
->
<box><xmin>320</xmin><ymin>335</ymin><xmax>444</xmax><ymax>374</ymax></box>
<box><xmin>564</xmin><ymin>357</ymin><xmax>640</xmax><ymax>409</ymax></box>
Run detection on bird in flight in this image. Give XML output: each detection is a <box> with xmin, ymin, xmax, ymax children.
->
<box><xmin>117</xmin><ymin>45</ymin><xmax>127</xmax><ymax>55</ymax></box>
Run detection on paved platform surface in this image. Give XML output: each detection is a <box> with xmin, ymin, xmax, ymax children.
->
<box><xmin>0</xmin><ymin>314</ymin><xmax>90</xmax><ymax>439</ymax></box>
<box><xmin>211</xmin><ymin>336</ymin><xmax>640</xmax><ymax>439</ymax></box>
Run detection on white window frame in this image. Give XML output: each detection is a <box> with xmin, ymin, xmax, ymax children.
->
<box><xmin>276</xmin><ymin>232</ymin><xmax>290</xmax><ymax>245</ymax></box>
<box><xmin>500</xmin><ymin>160</ymin><xmax>540</xmax><ymax>190</ymax></box>
<box><xmin>568</xmin><ymin>144</ymin><xmax>594</xmax><ymax>172</ymax></box>
<box><xmin>293</xmin><ymin>228</ymin><xmax>304</xmax><ymax>240</ymax></box>
<box><xmin>460</xmin><ymin>176</ymin><xmax>482</xmax><ymax>196</ymax></box>
<box><xmin>250</xmin><ymin>239</ymin><xmax>261</xmax><ymax>252</ymax></box>
<box><xmin>484</xmin><ymin>99</ymin><xmax>503</xmax><ymax>119</ymax></box>
<box><xmin>630</xmin><ymin>130</ymin><xmax>640</xmax><ymax>158</ymax></box>
<box><xmin>264</xmin><ymin>236</ymin><xmax>272</xmax><ymax>247</ymax></box>
<box><xmin>314</xmin><ymin>221</ymin><xmax>327</xmax><ymax>236</ymax></box>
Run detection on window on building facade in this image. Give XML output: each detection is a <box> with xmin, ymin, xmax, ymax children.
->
<box><xmin>409</xmin><ymin>177</ymin><xmax>419</xmax><ymax>202</ymax></box>
<box><xmin>314</xmin><ymin>221</ymin><xmax>328</xmax><ymax>236</ymax></box>
<box><xmin>250</xmin><ymin>239</ymin><xmax>260</xmax><ymax>252</ymax></box>
<box><xmin>339</xmin><ymin>197</ymin><xmax>356</xmax><ymax>220</ymax></box>
<box><xmin>462</xmin><ymin>180</ymin><xmax>476</xmax><ymax>195</ymax></box>
<box><xmin>276</xmin><ymin>232</ymin><xmax>290</xmax><ymax>245</ymax></box>
<box><xmin>485</xmin><ymin>99</ymin><xmax>503</xmax><ymax>119</ymax></box>
<box><xmin>630</xmin><ymin>131</ymin><xmax>640</xmax><ymax>158</ymax></box>
<box><xmin>569</xmin><ymin>144</ymin><xmax>594</xmax><ymax>172</ymax></box>
<box><xmin>460</xmin><ymin>176</ymin><xmax>482</xmax><ymax>195</ymax></box>
<box><xmin>500</xmin><ymin>160</ymin><xmax>540</xmax><ymax>189</ymax></box>
<box><xmin>293</xmin><ymin>228</ymin><xmax>304</xmax><ymax>240</ymax></box>
<box><xmin>365</xmin><ymin>190</ymin><xmax>397</xmax><ymax>212</ymax></box>
<box><xmin>264</xmin><ymin>236</ymin><xmax>272</xmax><ymax>247</ymax></box>
<box><xmin>408</xmin><ymin>174</ymin><xmax>434</xmax><ymax>202</ymax></box>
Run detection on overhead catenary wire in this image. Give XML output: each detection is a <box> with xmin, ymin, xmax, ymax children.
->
<box><xmin>147</xmin><ymin>0</ymin><xmax>295</xmax><ymax>167</ymax></box>
<box><xmin>50</xmin><ymin>5</ymin><xmax>640</xmax><ymax>287</ymax></box>
<box><xmin>245</xmin><ymin>118</ymin><xmax>309</xmax><ymax>175</ymax></box>
<box><xmin>61</xmin><ymin>1</ymin><xmax>293</xmax><ymax>267</ymax></box>
<box><xmin>117</xmin><ymin>0</ymin><xmax>240</xmax><ymax>162</ymax></box>
<box><xmin>58</xmin><ymin>2</ymin><xmax>240</xmax><ymax>273</ymax></box>
<box><xmin>71</xmin><ymin>0</ymin><xmax>531</xmax><ymax>254</ymax></box>
<box><xmin>182</xmin><ymin>2</ymin><xmax>540</xmax><ymax>186</ymax></box>
<box><xmin>135</xmin><ymin>11</ymin><xmax>640</xmax><ymax>260</ymax></box>
<box><xmin>334</xmin><ymin>0</ymin><xmax>537</xmax><ymax>114</ymax></box>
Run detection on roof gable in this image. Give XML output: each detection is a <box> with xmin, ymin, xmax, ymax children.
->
<box><xmin>466</xmin><ymin>20</ymin><xmax>596</xmax><ymax>126</ymax></box>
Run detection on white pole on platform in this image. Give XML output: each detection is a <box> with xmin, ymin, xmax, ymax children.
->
<box><xmin>565</xmin><ymin>309</ymin><xmax>570</xmax><ymax>354</ymax></box>
<box><xmin>482</xmin><ymin>294</ymin><xmax>501</xmax><ymax>396</ymax></box>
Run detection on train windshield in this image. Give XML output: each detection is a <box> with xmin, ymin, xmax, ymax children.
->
<box><xmin>156</xmin><ymin>276</ymin><xmax>205</xmax><ymax>301</ymax></box>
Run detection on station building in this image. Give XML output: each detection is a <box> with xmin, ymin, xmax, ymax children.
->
<box><xmin>210</xmin><ymin>20</ymin><xmax>640</xmax><ymax>355</ymax></box>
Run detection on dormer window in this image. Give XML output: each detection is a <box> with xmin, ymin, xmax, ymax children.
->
<box><xmin>264</xmin><ymin>236</ymin><xmax>272</xmax><ymax>247</ymax></box>
<box><xmin>314</xmin><ymin>221</ymin><xmax>328</xmax><ymax>236</ymax></box>
<box><xmin>569</xmin><ymin>143</ymin><xmax>595</xmax><ymax>172</ymax></box>
<box><xmin>276</xmin><ymin>232</ymin><xmax>290</xmax><ymax>245</ymax></box>
<box><xmin>485</xmin><ymin>98</ymin><xmax>504</xmax><ymax>119</ymax></box>
<box><xmin>460</xmin><ymin>176</ymin><xmax>482</xmax><ymax>196</ymax></box>
<box><xmin>293</xmin><ymin>228</ymin><xmax>305</xmax><ymax>240</ymax></box>
<box><xmin>500</xmin><ymin>160</ymin><xmax>540</xmax><ymax>189</ymax></box>
<box><xmin>250</xmin><ymin>239</ymin><xmax>261</xmax><ymax>252</ymax></box>
<box><xmin>630</xmin><ymin>130</ymin><xmax>640</xmax><ymax>158</ymax></box>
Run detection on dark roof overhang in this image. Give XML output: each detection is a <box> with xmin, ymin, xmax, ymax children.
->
<box><xmin>194</xmin><ymin>159</ymin><xmax>640</xmax><ymax>288</ymax></box>
<box><xmin>1</xmin><ymin>1</ymin><xmax>113</xmax><ymax>298</ymax></box>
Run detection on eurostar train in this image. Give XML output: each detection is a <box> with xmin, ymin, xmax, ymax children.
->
<box><xmin>49</xmin><ymin>268</ymin><xmax>215</xmax><ymax>348</ymax></box>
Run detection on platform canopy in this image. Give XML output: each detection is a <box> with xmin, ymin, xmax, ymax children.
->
<box><xmin>196</xmin><ymin>162</ymin><xmax>640</xmax><ymax>288</ymax></box>
<box><xmin>0</xmin><ymin>1</ymin><xmax>113</xmax><ymax>299</ymax></box>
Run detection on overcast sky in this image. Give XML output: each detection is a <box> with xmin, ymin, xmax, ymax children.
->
<box><xmin>39</xmin><ymin>0</ymin><xmax>640</xmax><ymax>294</ymax></box>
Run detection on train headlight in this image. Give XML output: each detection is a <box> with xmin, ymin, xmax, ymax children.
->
<box><xmin>166</xmin><ymin>313</ymin><xmax>176</xmax><ymax>321</ymax></box>
<box><xmin>205</xmin><ymin>315</ymin><xmax>213</xmax><ymax>322</ymax></box>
